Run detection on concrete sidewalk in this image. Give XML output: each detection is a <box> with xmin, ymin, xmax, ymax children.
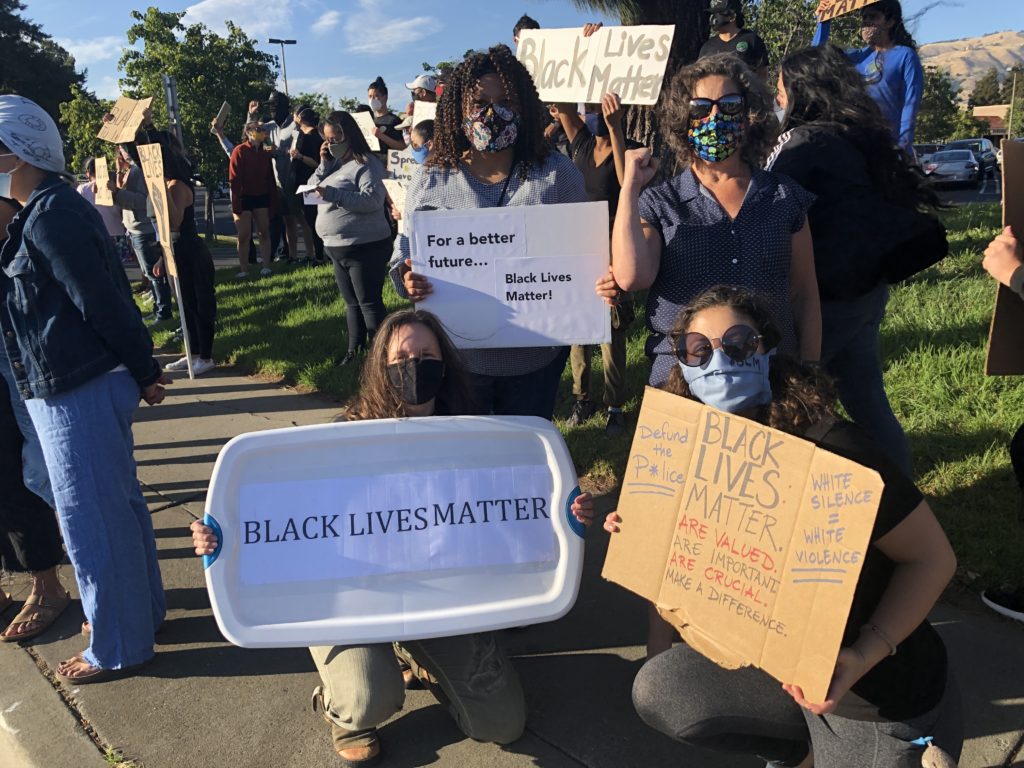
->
<box><xmin>2</xmin><ymin>365</ymin><xmax>1024</xmax><ymax>768</ymax></box>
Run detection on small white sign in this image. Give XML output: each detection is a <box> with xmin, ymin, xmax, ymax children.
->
<box><xmin>388</xmin><ymin>147</ymin><xmax>417</xmax><ymax>182</ymax></box>
<box><xmin>412</xmin><ymin>202</ymin><xmax>611</xmax><ymax>348</ymax></box>
<box><xmin>295</xmin><ymin>183</ymin><xmax>321</xmax><ymax>206</ymax></box>
<box><xmin>352</xmin><ymin>111</ymin><xmax>382</xmax><ymax>151</ymax></box>
<box><xmin>413</xmin><ymin>101</ymin><xmax>436</xmax><ymax>127</ymax></box>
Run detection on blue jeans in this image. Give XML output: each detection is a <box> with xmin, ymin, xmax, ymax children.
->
<box><xmin>26</xmin><ymin>370</ymin><xmax>165</xmax><ymax>669</ymax></box>
<box><xmin>466</xmin><ymin>348</ymin><xmax>570</xmax><ymax>419</ymax></box>
<box><xmin>129</xmin><ymin>232</ymin><xmax>173</xmax><ymax>319</ymax></box>
<box><xmin>821</xmin><ymin>282</ymin><xmax>912</xmax><ymax>475</ymax></box>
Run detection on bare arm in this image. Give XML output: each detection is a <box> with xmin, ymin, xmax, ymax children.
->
<box><xmin>602</xmin><ymin>92</ymin><xmax>627</xmax><ymax>186</ymax></box>
<box><xmin>611</xmin><ymin>148</ymin><xmax>662</xmax><ymax>291</ymax></box>
<box><xmin>552</xmin><ymin>102</ymin><xmax>585</xmax><ymax>146</ymax></box>
<box><xmin>789</xmin><ymin>221</ymin><xmax>821</xmax><ymax>362</ymax></box>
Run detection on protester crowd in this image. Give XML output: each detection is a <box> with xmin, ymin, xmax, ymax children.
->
<box><xmin>0</xmin><ymin>0</ymin><xmax>1021</xmax><ymax>766</ymax></box>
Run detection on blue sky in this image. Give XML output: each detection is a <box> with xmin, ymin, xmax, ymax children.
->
<box><xmin>21</xmin><ymin>0</ymin><xmax>1024</xmax><ymax>107</ymax></box>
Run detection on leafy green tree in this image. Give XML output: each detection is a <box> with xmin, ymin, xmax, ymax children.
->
<box><xmin>915</xmin><ymin>66</ymin><xmax>959</xmax><ymax>143</ymax></box>
<box><xmin>0</xmin><ymin>0</ymin><xmax>85</xmax><ymax>121</ymax></box>
<box><xmin>118</xmin><ymin>7</ymin><xmax>277</xmax><ymax>234</ymax></box>
<box><xmin>948</xmin><ymin>109</ymin><xmax>989</xmax><ymax>140</ymax></box>
<box><xmin>1001</xmin><ymin>66</ymin><xmax>1023</xmax><ymax>138</ymax></box>
<box><xmin>968</xmin><ymin>67</ymin><xmax>1003</xmax><ymax>108</ymax></box>
<box><xmin>746</xmin><ymin>0</ymin><xmax>861</xmax><ymax>73</ymax></box>
<box><xmin>292</xmin><ymin>91</ymin><xmax>332</xmax><ymax>119</ymax></box>
<box><xmin>337</xmin><ymin>97</ymin><xmax>363</xmax><ymax>112</ymax></box>
<box><xmin>58</xmin><ymin>85</ymin><xmax>113</xmax><ymax>175</ymax></box>
<box><xmin>999</xmin><ymin>65</ymin><xmax>1023</xmax><ymax>103</ymax></box>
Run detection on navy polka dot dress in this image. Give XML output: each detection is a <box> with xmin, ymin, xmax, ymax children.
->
<box><xmin>638</xmin><ymin>168</ymin><xmax>814</xmax><ymax>386</ymax></box>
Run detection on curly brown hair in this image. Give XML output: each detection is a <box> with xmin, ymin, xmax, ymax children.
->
<box><xmin>427</xmin><ymin>45</ymin><xmax>550</xmax><ymax>181</ymax></box>
<box><xmin>659</xmin><ymin>53</ymin><xmax>778</xmax><ymax>168</ymax></box>
<box><xmin>344</xmin><ymin>310</ymin><xmax>478</xmax><ymax>421</ymax></box>
<box><xmin>663</xmin><ymin>285</ymin><xmax>836</xmax><ymax>435</ymax></box>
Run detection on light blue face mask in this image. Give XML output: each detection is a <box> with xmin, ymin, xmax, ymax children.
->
<box><xmin>0</xmin><ymin>154</ymin><xmax>20</xmax><ymax>199</ymax></box>
<box><xmin>680</xmin><ymin>347</ymin><xmax>774</xmax><ymax>414</ymax></box>
<box><xmin>410</xmin><ymin>144</ymin><xmax>429</xmax><ymax>164</ymax></box>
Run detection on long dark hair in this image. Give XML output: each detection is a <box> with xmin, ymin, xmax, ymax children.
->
<box><xmin>871</xmin><ymin>0</ymin><xmax>917</xmax><ymax>50</ymax></box>
<box><xmin>322</xmin><ymin>111</ymin><xmax>373</xmax><ymax>165</ymax></box>
<box><xmin>778</xmin><ymin>45</ymin><xmax>938</xmax><ymax>210</ymax></box>
<box><xmin>143</xmin><ymin>128</ymin><xmax>193</xmax><ymax>183</ymax></box>
<box><xmin>345</xmin><ymin>310</ymin><xmax>477</xmax><ymax>420</ymax></box>
<box><xmin>428</xmin><ymin>45</ymin><xmax>550</xmax><ymax>180</ymax></box>
<box><xmin>659</xmin><ymin>53</ymin><xmax>777</xmax><ymax>169</ymax></box>
<box><xmin>664</xmin><ymin>286</ymin><xmax>837</xmax><ymax>435</ymax></box>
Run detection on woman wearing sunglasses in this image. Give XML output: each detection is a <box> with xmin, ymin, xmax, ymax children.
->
<box><xmin>606</xmin><ymin>285</ymin><xmax>962</xmax><ymax>768</ymax></box>
<box><xmin>611</xmin><ymin>54</ymin><xmax>821</xmax><ymax>392</ymax></box>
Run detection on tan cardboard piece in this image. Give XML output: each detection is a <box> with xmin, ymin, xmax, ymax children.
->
<box><xmin>816</xmin><ymin>0</ymin><xmax>880</xmax><ymax>22</ymax></box>
<box><xmin>136</xmin><ymin>143</ymin><xmax>177</xmax><ymax>278</ymax></box>
<box><xmin>212</xmin><ymin>101</ymin><xmax>231</xmax><ymax>131</ymax></box>
<box><xmin>93</xmin><ymin>157</ymin><xmax>114</xmax><ymax>206</ymax></box>
<box><xmin>602</xmin><ymin>387</ymin><xmax>884</xmax><ymax>703</ymax></box>
<box><xmin>985</xmin><ymin>139</ymin><xmax>1024</xmax><ymax>375</ymax></box>
<box><xmin>97</xmin><ymin>96</ymin><xmax>154</xmax><ymax>144</ymax></box>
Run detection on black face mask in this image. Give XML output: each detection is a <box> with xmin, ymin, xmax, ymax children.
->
<box><xmin>711</xmin><ymin>13</ymin><xmax>732</xmax><ymax>30</ymax></box>
<box><xmin>386</xmin><ymin>358</ymin><xmax>445</xmax><ymax>406</ymax></box>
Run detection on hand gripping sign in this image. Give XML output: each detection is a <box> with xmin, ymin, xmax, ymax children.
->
<box><xmin>202</xmin><ymin>416</ymin><xmax>585</xmax><ymax>648</ymax></box>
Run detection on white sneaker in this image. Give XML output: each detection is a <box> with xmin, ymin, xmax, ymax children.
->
<box><xmin>260</xmin><ymin>267</ymin><xmax>273</xmax><ymax>277</ymax></box>
<box><xmin>235</xmin><ymin>271</ymin><xmax>249</xmax><ymax>279</ymax></box>
<box><xmin>163</xmin><ymin>356</ymin><xmax>195</xmax><ymax>372</ymax></box>
<box><xmin>192</xmin><ymin>358</ymin><xmax>217</xmax><ymax>376</ymax></box>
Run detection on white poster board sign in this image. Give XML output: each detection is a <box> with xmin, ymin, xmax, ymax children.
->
<box><xmin>516</xmin><ymin>26</ymin><xmax>675</xmax><ymax>105</ymax></box>
<box><xmin>413</xmin><ymin>101</ymin><xmax>436</xmax><ymax>127</ymax></box>
<box><xmin>411</xmin><ymin>202</ymin><xmax>611</xmax><ymax>348</ymax></box>
<box><xmin>382</xmin><ymin>178</ymin><xmax>407</xmax><ymax>233</ymax></box>
<box><xmin>352</xmin><ymin>110</ymin><xmax>382</xmax><ymax>151</ymax></box>
<box><xmin>203</xmin><ymin>416</ymin><xmax>585</xmax><ymax>648</ymax></box>
<box><xmin>388</xmin><ymin>146</ymin><xmax>417</xmax><ymax>182</ymax></box>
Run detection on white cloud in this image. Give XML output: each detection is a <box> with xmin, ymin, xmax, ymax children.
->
<box><xmin>183</xmin><ymin>0</ymin><xmax>292</xmax><ymax>39</ymax></box>
<box><xmin>287</xmin><ymin>75</ymin><xmax>365</xmax><ymax>106</ymax></box>
<box><xmin>56</xmin><ymin>36</ymin><xmax>124</xmax><ymax>66</ymax></box>
<box><xmin>344</xmin><ymin>0</ymin><xmax>440</xmax><ymax>55</ymax></box>
<box><xmin>312</xmin><ymin>10</ymin><xmax>341</xmax><ymax>36</ymax></box>
<box><xmin>95</xmin><ymin>75</ymin><xmax>121</xmax><ymax>101</ymax></box>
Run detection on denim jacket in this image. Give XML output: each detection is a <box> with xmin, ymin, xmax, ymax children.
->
<box><xmin>0</xmin><ymin>175</ymin><xmax>161</xmax><ymax>399</ymax></box>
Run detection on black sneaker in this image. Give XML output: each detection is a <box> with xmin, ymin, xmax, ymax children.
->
<box><xmin>605</xmin><ymin>410</ymin><xmax>627</xmax><ymax>437</ymax></box>
<box><xmin>982</xmin><ymin>589</ymin><xmax>1024</xmax><ymax>622</ymax></box>
<box><xmin>566</xmin><ymin>399</ymin><xmax>596</xmax><ymax>427</ymax></box>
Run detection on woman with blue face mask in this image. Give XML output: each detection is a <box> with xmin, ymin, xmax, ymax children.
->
<box><xmin>409</xmin><ymin>119</ymin><xmax>434</xmax><ymax>165</ymax></box>
<box><xmin>606</xmin><ymin>285</ymin><xmax>962</xmax><ymax>768</ymax></box>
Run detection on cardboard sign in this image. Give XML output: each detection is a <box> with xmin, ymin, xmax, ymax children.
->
<box><xmin>93</xmin><ymin>157</ymin><xmax>114</xmax><ymax>206</ymax></box>
<box><xmin>351</xmin><ymin>110</ymin><xmax>382</xmax><ymax>151</ymax></box>
<box><xmin>411</xmin><ymin>202</ymin><xmax>612</xmax><ymax>348</ymax></box>
<box><xmin>382</xmin><ymin>178</ymin><xmax>407</xmax><ymax>234</ymax></box>
<box><xmin>97</xmin><ymin>96</ymin><xmax>154</xmax><ymax>144</ymax></box>
<box><xmin>388</xmin><ymin>146</ymin><xmax>417</xmax><ymax>182</ymax></box>
<box><xmin>413</xmin><ymin>101</ymin><xmax>436</xmax><ymax>127</ymax></box>
<box><xmin>212</xmin><ymin>101</ymin><xmax>231</xmax><ymax>130</ymax></box>
<box><xmin>602</xmin><ymin>388</ymin><xmax>884</xmax><ymax>704</ymax></box>
<box><xmin>985</xmin><ymin>139</ymin><xmax>1024</xmax><ymax>375</ymax></box>
<box><xmin>816</xmin><ymin>0</ymin><xmax>880</xmax><ymax>22</ymax></box>
<box><xmin>202</xmin><ymin>415</ymin><xmax>585</xmax><ymax>647</ymax></box>
<box><xmin>516</xmin><ymin>26</ymin><xmax>675</xmax><ymax>106</ymax></box>
<box><xmin>136</xmin><ymin>143</ymin><xmax>177</xmax><ymax>277</ymax></box>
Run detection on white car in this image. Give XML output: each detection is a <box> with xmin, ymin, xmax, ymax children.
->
<box><xmin>923</xmin><ymin>150</ymin><xmax>981</xmax><ymax>188</ymax></box>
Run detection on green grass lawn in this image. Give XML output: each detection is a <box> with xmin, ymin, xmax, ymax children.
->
<box><xmin>150</xmin><ymin>202</ymin><xmax>1024</xmax><ymax>588</ymax></box>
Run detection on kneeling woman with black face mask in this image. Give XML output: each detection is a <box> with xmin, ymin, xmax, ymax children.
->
<box><xmin>192</xmin><ymin>309</ymin><xmax>596</xmax><ymax>765</ymax></box>
<box><xmin>605</xmin><ymin>285</ymin><xmax>963</xmax><ymax>768</ymax></box>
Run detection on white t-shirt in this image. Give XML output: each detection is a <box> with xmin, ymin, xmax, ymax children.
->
<box><xmin>77</xmin><ymin>182</ymin><xmax>126</xmax><ymax>238</ymax></box>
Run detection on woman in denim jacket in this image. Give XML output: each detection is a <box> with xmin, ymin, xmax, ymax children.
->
<box><xmin>0</xmin><ymin>95</ymin><xmax>171</xmax><ymax>683</ymax></box>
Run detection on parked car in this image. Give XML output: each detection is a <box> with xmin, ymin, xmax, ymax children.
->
<box><xmin>943</xmin><ymin>138</ymin><xmax>997</xmax><ymax>177</ymax></box>
<box><xmin>923</xmin><ymin>150</ymin><xmax>981</xmax><ymax>188</ymax></box>
<box><xmin>913</xmin><ymin>143</ymin><xmax>943</xmax><ymax>165</ymax></box>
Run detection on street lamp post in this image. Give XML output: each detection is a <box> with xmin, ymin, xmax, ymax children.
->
<box><xmin>268</xmin><ymin>38</ymin><xmax>297</xmax><ymax>96</ymax></box>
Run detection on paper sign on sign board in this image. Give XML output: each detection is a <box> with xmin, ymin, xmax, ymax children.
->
<box><xmin>93</xmin><ymin>157</ymin><xmax>114</xmax><ymax>206</ymax></box>
<box><xmin>97</xmin><ymin>96</ymin><xmax>154</xmax><ymax>144</ymax></box>
<box><xmin>136</xmin><ymin>143</ymin><xmax>177</xmax><ymax>278</ymax></box>
<box><xmin>602</xmin><ymin>388</ymin><xmax>884</xmax><ymax>704</ymax></box>
<box><xmin>516</xmin><ymin>26</ymin><xmax>675</xmax><ymax>106</ymax></box>
<box><xmin>382</xmin><ymin>179</ymin><xmax>407</xmax><ymax>233</ymax></box>
<box><xmin>202</xmin><ymin>415</ymin><xmax>585</xmax><ymax>648</ymax></box>
<box><xmin>816</xmin><ymin>0</ymin><xmax>880</xmax><ymax>22</ymax></box>
<box><xmin>412</xmin><ymin>101</ymin><xmax>436</xmax><ymax>127</ymax></box>
<box><xmin>351</xmin><ymin>111</ymin><xmax>382</xmax><ymax>151</ymax></box>
<box><xmin>985</xmin><ymin>139</ymin><xmax>1024</xmax><ymax>375</ymax></box>
<box><xmin>388</xmin><ymin>147</ymin><xmax>417</xmax><ymax>182</ymax></box>
<box><xmin>412</xmin><ymin>202</ymin><xmax>612</xmax><ymax>348</ymax></box>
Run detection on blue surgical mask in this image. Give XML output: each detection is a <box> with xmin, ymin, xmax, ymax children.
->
<box><xmin>410</xmin><ymin>144</ymin><xmax>429</xmax><ymax>164</ymax></box>
<box><xmin>584</xmin><ymin>112</ymin><xmax>609</xmax><ymax>138</ymax></box>
<box><xmin>0</xmin><ymin>154</ymin><xmax>20</xmax><ymax>199</ymax></box>
<box><xmin>680</xmin><ymin>348</ymin><xmax>773</xmax><ymax>414</ymax></box>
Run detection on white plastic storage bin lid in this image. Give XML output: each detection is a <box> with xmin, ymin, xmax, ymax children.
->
<box><xmin>202</xmin><ymin>415</ymin><xmax>584</xmax><ymax>648</ymax></box>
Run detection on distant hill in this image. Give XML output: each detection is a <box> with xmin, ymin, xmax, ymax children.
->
<box><xmin>918</xmin><ymin>30</ymin><xmax>1024</xmax><ymax>102</ymax></box>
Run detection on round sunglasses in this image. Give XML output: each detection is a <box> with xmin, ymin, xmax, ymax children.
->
<box><xmin>675</xmin><ymin>324</ymin><xmax>763</xmax><ymax>367</ymax></box>
<box><xmin>688</xmin><ymin>94</ymin><xmax>745</xmax><ymax>121</ymax></box>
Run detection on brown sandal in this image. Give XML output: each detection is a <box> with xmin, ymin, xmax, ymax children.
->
<box><xmin>1</xmin><ymin>591</ymin><xmax>70</xmax><ymax>643</ymax></box>
<box><xmin>56</xmin><ymin>652</ymin><xmax>152</xmax><ymax>685</ymax></box>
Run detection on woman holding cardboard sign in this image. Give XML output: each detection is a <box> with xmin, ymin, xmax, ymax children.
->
<box><xmin>192</xmin><ymin>309</ymin><xmax>596</xmax><ymax>765</ymax></box>
<box><xmin>606</xmin><ymin>286</ymin><xmax>961</xmax><ymax>767</ymax></box>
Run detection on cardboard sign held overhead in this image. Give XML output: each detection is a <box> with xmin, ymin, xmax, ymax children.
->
<box><xmin>97</xmin><ymin>96</ymin><xmax>154</xmax><ymax>144</ymax></box>
<box><xmin>985</xmin><ymin>139</ymin><xmax>1024</xmax><ymax>375</ymax></box>
<box><xmin>136</xmin><ymin>143</ymin><xmax>177</xmax><ymax>278</ymax></box>
<box><xmin>351</xmin><ymin>111</ymin><xmax>382</xmax><ymax>151</ymax></box>
<box><xmin>816</xmin><ymin>0</ymin><xmax>880</xmax><ymax>22</ymax></box>
<box><xmin>602</xmin><ymin>388</ymin><xmax>884</xmax><ymax>704</ymax></box>
<box><xmin>212</xmin><ymin>101</ymin><xmax>231</xmax><ymax>130</ymax></box>
<box><xmin>516</xmin><ymin>25</ymin><xmax>675</xmax><ymax>106</ymax></box>
<box><xmin>93</xmin><ymin>157</ymin><xmax>114</xmax><ymax>206</ymax></box>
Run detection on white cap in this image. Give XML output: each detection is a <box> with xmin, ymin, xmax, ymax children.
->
<box><xmin>405</xmin><ymin>75</ymin><xmax>438</xmax><ymax>92</ymax></box>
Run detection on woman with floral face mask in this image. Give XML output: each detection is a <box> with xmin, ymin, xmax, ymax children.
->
<box><xmin>611</xmin><ymin>53</ymin><xmax>822</xmax><ymax>656</ymax></box>
<box><xmin>389</xmin><ymin>45</ymin><xmax>615</xmax><ymax>419</ymax></box>
<box><xmin>606</xmin><ymin>285</ymin><xmax>961</xmax><ymax>768</ymax></box>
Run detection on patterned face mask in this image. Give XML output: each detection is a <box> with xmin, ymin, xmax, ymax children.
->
<box><xmin>687</xmin><ymin>112</ymin><xmax>744</xmax><ymax>163</ymax></box>
<box><xmin>463</xmin><ymin>103</ymin><xmax>519</xmax><ymax>153</ymax></box>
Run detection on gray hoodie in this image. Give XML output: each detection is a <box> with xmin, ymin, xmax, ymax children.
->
<box><xmin>311</xmin><ymin>153</ymin><xmax>391</xmax><ymax>248</ymax></box>
<box><xmin>112</xmin><ymin>165</ymin><xmax>155</xmax><ymax>237</ymax></box>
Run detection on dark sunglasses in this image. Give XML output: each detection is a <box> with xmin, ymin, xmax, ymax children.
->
<box><xmin>676</xmin><ymin>324</ymin><xmax>763</xmax><ymax>367</ymax></box>
<box><xmin>688</xmin><ymin>94</ymin><xmax>745</xmax><ymax>120</ymax></box>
